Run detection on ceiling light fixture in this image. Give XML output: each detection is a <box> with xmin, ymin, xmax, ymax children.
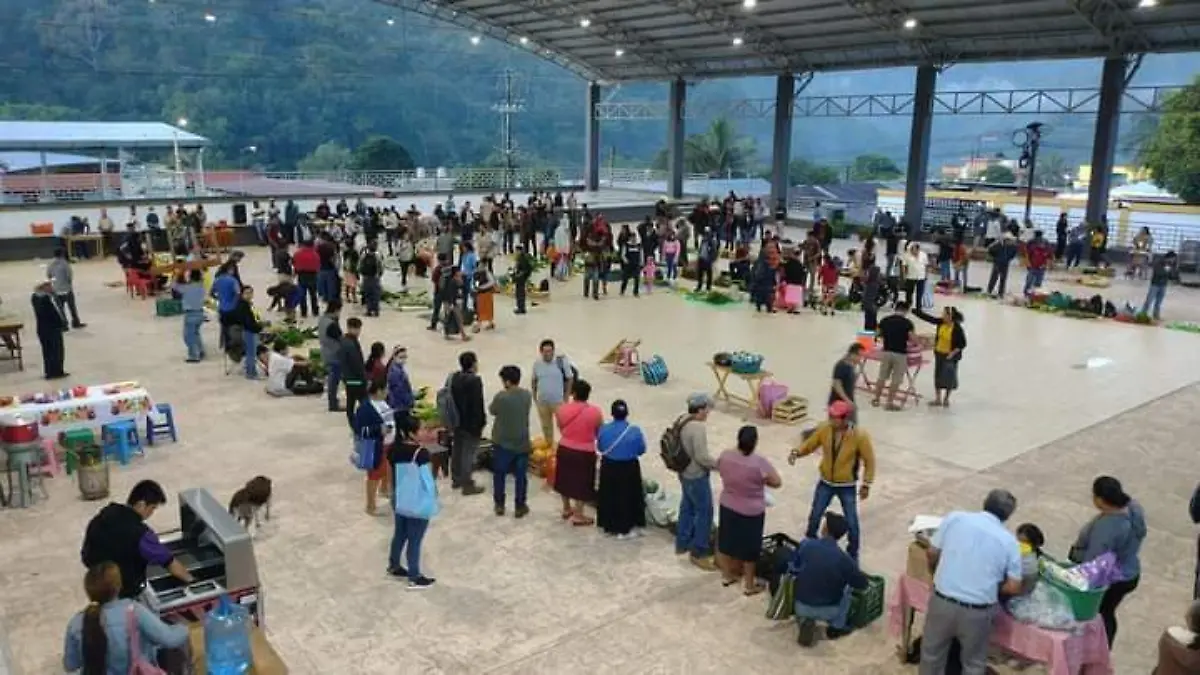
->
<box><xmin>1137</xmin><ymin>0</ymin><xmax>1157</xmax><ymax>7</ymax></box>
<box><xmin>519</xmin><ymin>36</ymin><xmax>529</xmax><ymax>45</ymax></box>
<box><xmin>732</xmin><ymin>36</ymin><xmax>744</xmax><ymax>46</ymax></box>
<box><xmin>902</xmin><ymin>17</ymin><xmax>918</xmax><ymax>29</ymax></box>
<box><xmin>579</xmin><ymin>18</ymin><xmax>592</xmax><ymax>28</ymax></box>
<box><xmin>203</xmin><ymin>13</ymin><xmax>216</xmax><ymax>22</ymax></box>
<box><xmin>386</xmin><ymin>18</ymin><xmax>395</xmax><ymax>25</ymax></box>
<box><xmin>615</xmin><ymin>48</ymin><xmax>625</xmax><ymax>57</ymax></box>
<box><xmin>470</xmin><ymin>35</ymin><xmax>481</xmax><ymax>45</ymax></box>
<box><xmin>742</xmin><ymin>0</ymin><xmax>757</xmax><ymax>8</ymax></box>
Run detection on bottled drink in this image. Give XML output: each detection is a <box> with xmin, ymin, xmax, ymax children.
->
<box><xmin>204</xmin><ymin>595</ymin><xmax>252</xmax><ymax>674</ymax></box>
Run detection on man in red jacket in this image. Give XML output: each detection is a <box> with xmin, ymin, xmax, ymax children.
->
<box><xmin>292</xmin><ymin>241</ymin><xmax>321</xmax><ymax>318</ymax></box>
<box><xmin>1022</xmin><ymin>231</ymin><xmax>1053</xmax><ymax>297</ymax></box>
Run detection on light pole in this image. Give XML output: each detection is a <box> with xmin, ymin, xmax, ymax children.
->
<box><xmin>1015</xmin><ymin>122</ymin><xmax>1043</xmax><ymax>225</ymax></box>
<box><xmin>173</xmin><ymin>117</ymin><xmax>189</xmax><ymax>194</ymax></box>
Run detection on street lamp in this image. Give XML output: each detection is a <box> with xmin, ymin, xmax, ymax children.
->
<box><xmin>172</xmin><ymin>118</ymin><xmax>189</xmax><ymax>194</ymax></box>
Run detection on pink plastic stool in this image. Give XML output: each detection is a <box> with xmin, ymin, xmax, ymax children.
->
<box><xmin>34</xmin><ymin>438</ymin><xmax>62</xmax><ymax>477</ymax></box>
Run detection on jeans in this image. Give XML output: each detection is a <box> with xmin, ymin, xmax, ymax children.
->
<box><xmin>939</xmin><ymin>259</ymin><xmax>951</xmax><ymax>282</ymax></box>
<box><xmin>243</xmin><ymin>331</ymin><xmax>258</xmax><ymax>379</ymax></box>
<box><xmin>1142</xmin><ymin>283</ymin><xmax>1166</xmax><ymax>319</ymax></box>
<box><xmin>297</xmin><ymin>275</ymin><xmax>319</xmax><ymax>317</ymax></box>
<box><xmin>183</xmin><ymin>310</ymin><xmax>205</xmax><ymax>361</ymax></box>
<box><xmin>388</xmin><ymin>514</ymin><xmax>429</xmax><ymax>579</ymax></box>
<box><xmin>1023</xmin><ymin>267</ymin><xmax>1045</xmax><ymax>295</ymax></box>
<box><xmin>253</xmin><ymin>220</ymin><xmax>267</xmax><ymax>244</ymax></box>
<box><xmin>317</xmin><ymin>269</ymin><xmax>338</xmax><ymax>302</ymax></box>
<box><xmin>619</xmin><ymin>264</ymin><xmax>640</xmax><ymax>296</ymax></box>
<box><xmin>361</xmin><ymin>276</ymin><xmax>381</xmax><ymax>315</ymax></box>
<box><xmin>326</xmin><ymin>362</ymin><xmax>342</xmax><ymax>410</ymax></box>
<box><xmin>805</xmin><ymin>481</ymin><xmax>861</xmax><ymax>560</ymax></box>
<box><xmin>953</xmin><ymin>265</ymin><xmax>969</xmax><ymax>289</ymax></box>
<box><xmin>514</xmin><ymin>280</ymin><xmax>527</xmax><ymax>312</ymax></box>
<box><xmin>54</xmin><ymin>292</ymin><xmax>83</xmax><ymax>327</ymax></box>
<box><xmin>344</xmin><ymin>384</ymin><xmax>366</xmax><ymax>428</ymax></box>
<box><xmin>675</xmin><ymin>475</ymin><xmax>714</xmax><ymax>557</ymax></box>
<box><xmin>694</xmin><ymin>263</ymin><xmax>714</xmax><ymax>291</ymax></box>
<box><xmin>794</xmin><ymin>587</ymin><xmax>853</xmax><ymax>630</ymax></box>
<box><xmin>491</xmin><ymin>446</ymin><xmax>529</xmax><ymax>508</ymax></box>
<box><xmin>1065</xmin><ymin>242</ymin><xmax>1083</xmax><ymax>268</ymax></box>
<box><xmin>429</xmin><ymin>295</ymin><xmax>443</xmax><ymax>329</ymax></box>
<box><xmin>452</xmin><ymin>430</ymin><xmax>480</xmax><ymax>487</ymax></box>
<box><xmin>986</xmin><ymin>263</ymin><xmax>1009</xmax><ymax>297</ymax></box>
<box><xmin>584</xmin><ymin>266</ymin><xmax>601</xmax><ymax>298</ymax></box>
<box><xmin>665</xmin><ymin>255</ymin><xmax>678</xmax><ymax>280</ymax></box>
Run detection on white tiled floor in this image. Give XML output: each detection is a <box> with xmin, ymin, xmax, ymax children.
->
<box><xmin>0</xmin><ymin>244</ymin><xmax>1197</xmax><ymax>674</ymax></box>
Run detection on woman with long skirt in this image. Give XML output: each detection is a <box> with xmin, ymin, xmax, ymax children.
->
<box><xmin>913</xmin><ymin>305</ymin><xmax>967</xmax><ymax>407</ymax></box>
<box><xmin>596</xmin><ymin>400</ymin><xmax>647</xmax><ymax>539</ymax></box>
<box><xmin>553</xmin><ymin>380</ymin><xmax>604</xmax><ymax>526</ymax></box>
<box><xmin>716</xmin><ymin>426</ymin><xmax>782</xmax><ymax>596</ymax></box>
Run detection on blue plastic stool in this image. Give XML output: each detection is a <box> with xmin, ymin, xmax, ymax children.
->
<box><xmin>101</xmin><ymin>419</ymin><xmax>143</xmax><ymax>466</ymax></box>
<box><xmin>145</xmin><ymin>403</ymin><xmax>178</xmax><ymax>445</ymax></box>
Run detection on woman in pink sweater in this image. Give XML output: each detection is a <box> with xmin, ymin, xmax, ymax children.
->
<box><xmin>662</xmin><ymin>233</ymin><xmax>682</xmax><ymax>283</ymax></box>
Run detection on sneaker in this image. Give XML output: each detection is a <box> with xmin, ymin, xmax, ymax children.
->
<box><xmin>514</xmin><ymin>505</ymin><xmax>530</xmax><ymax>519</ymax></box>
<box><xmin>461</xmin><ymin>484</ymin><xmax>486</xmax><ymax>496</ymax></box>
<box><xmin>494</xmin><ymin>504</ymin><xmax>506</xmax><ymax>516</ymax></box>
<box><xmin>797</xmin><ymin>618</ymin><xmax>817</xmax><ymax>647</ymax></box>
<box><xmin>407</xmin><ymin>576</ymin><xmax>436</xmax><ymax>590</ymax></box>
<box><xmin>615</xmin><ymin>533</ymin><xmax>634</xmax><ymax>541</ymax></box>
<box><xmin>825</xmin><ymin>626</ymin><xmax>853</xmax><ymax>641</ymax></box>
<box><xmin>386</xmin><ymin>566</ymin><xmax>408</xmax><ymax>579</ymax></box>
<box><xmin>690</xmin><ymin>555</ymin><xmax>717</xmax><ymax>571</ymax></box>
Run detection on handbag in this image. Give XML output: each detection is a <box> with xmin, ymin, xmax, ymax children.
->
<box><xmin>393</xmin><ymin>452</ymin><xmax>440</xmax><ymax>519</ymax></box>
<box><xmin>765</xmin><ymin>572</ymin><xmax>796</xmax><ymax>621</ymax></box>
<box><xmin>126</xmin><ymin>604</ymin><xmax>168</xmax><ymax>675</ymax></box>
<box><xmin>350</xmin><ymin>429</ymin><xmax>377</xmax><ymax>471</ymax></box>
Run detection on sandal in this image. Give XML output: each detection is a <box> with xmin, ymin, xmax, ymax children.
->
<box><xmin>560</xmin><ymin>508</ymin><xmax>573</xmax><ymax>521</ymax></box>
<box><xmin>743</xmin><ymin>584</ymin><xmax>766</xmax><ymax>597</ymax></box>
<box><xmin>721</xmin><ymin>577</ymin><xmax>739</xmax><ymax>587</ymax></box>
<box><xmin>571</xmin><ymin>516</ymin><xmax>595</xmax><ymax>527</ymax></box>
<box><xmin>927</xmin><ymin>400</ymin><xmax>942</xmax><ymax>407</ymax></box>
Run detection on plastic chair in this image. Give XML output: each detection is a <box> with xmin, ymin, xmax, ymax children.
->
<box><xmin>145</xmin><ymin>403</ymin><xmax>178</xmax><ymax>445</ymax></box>
<box><xmin>125</xmin><ymin>269</ymin><xmax>153</xmax><ymax>299</ymax></box>
<box><xmin>101</xmin><ymin>419</ymin><xmax>143</xmax><ymax>465</ymax></box>
<box><xmin>32</xmin><ymin>438</ymin><xmax>62</xmax><ymax>477</ymax></box>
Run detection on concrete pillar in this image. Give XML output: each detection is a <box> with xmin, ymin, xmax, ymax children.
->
<box><xmin>903</xmin><ymin>65</ymin><xmax>938</xmax><ymax>237</ymax></box>
<box><xmin>770</xmin><ymin>74</ymin><xmax>795</xmax><ymax>218</ymax></box>
<box><xmin>1086</xmin><ymin>57</ymin><xmax>1126</xmax><ymax>225</ymax></box>
<box><xmin>667</xmin><ymin>78</ymin><xmax>686</xmax><ymax>200</ymax></box>
<box><xmin>100</xmin><ymin>154</ymin><xmax>109</xmax><ymax>198</ymax></box>
<box><xmin>584</xmin><ymin>82</ymin><xmax>601</xmax><ymax>191</ymax></box>
<box><xmin>39</xmin><ymin>151</ymin><xmax>49</xmax><ymax>198</ymax></box>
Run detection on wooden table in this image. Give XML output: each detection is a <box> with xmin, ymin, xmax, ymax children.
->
<box><xmin>709</xmin><ymin>362</ymin><xmax>773</xmax><ymax>413</ymax></box>
<box><xmin>188</xmin><ymin>622</ymin><xmax>288</xmax><ymax>674</ymax></box>
<box><xmin>63</xmin><ymin>234</ymin><xmax>104</xmax><ymax>261</ymax></box>
<box><xmin>0</xmin><ymin>318</ymin><xmax>23</xmax><ymax>372</ymax></box>
<box><xmin>855</xmin><ymin>348</ymin><xmax>927</xmax><ymax>407</ymax></box>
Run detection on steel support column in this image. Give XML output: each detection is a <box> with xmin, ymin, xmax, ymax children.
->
<box><xmin>584</xmin><ymin>81</ymin><xmax>601</xmax><ymax>191</ymax></box>
<box><xmin>667</xmin><ymin>78</ymin><xmax>686</xmax><ymax>200</ymax></box>
<box><xmin>903</xmin><ymin>65</ymin><xmax>937</xmax><ymax>236</ymax></box>
<box><xmin>770</xmin><ymin>74</ymin><xmax>795</xmax><ymax>218</ymax></box>
<box><xmin>1086</xmin><ymin>57</ymin><xmax>1126</xmax><ymax>225</ymax></box>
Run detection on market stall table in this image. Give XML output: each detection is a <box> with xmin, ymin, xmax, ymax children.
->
<box><xmin>855</xmin><ymin>347</ymin><xmax>928</xmax><ymax>407</ymax></box>
<box><xmin>4</xmin><ymin>383</ymin><xmax>156</xmax><ymax>441</ymax></box>
<box><xmin>709</xmin><ymin>363</ymin><xmax>773</xmax><ymax>415</ymax></box>
<box><xmin>888</xmin><ymin>574</ymin><xmax>1113</xmax><ymax>675</ymax></box>
<box><xmin>64</xmin><ymin>233</ymin><xmax>104</xmax><ymax>261</ymax></box>
<box><xmin>0</xmin><ymin>317</ymin><xmax>23</xmax><ymax>372</ymax></box>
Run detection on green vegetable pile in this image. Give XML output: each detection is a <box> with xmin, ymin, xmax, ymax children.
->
<box><xmin>683</xmin><ymin>290</ymin><xmax>739</xmax><ymax>306</ymax></box>
<box><xmin>381</xmin><ymin>289</ymin><xmax>433</xmax><ymax>309</ymax></box>
<box><xmin>274</xmin><ymin>326</ymin><xmax>317</xmax><ymax>347</ymax></box>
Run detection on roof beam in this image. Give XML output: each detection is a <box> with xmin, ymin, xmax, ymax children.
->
<box><xmin>843</xmin><ymin>0</ymin><xmax>941</xmax><ymax>64</ymax></box>
<box><xmin>660</xmin><ymin>0</ymin><xmax>813</xmax><ymax>73</ymax></box>
<box><xmin>1065</xmin><ymin>0</ymin><xmax>1154</xmax><ymax>55</ymax></box>
<box><xmin>447</xmin><ymin>0</ymin><xmax>689</xmax><ymax>79</ymax></box>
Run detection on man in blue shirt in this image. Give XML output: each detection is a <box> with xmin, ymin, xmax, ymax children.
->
<box><xmin>210</xmin><ymin>263</ymin><xmax>241</xmax><ymax>348</ymax></box>
<box><xmin>920</xmin><ymin>489</ymin><xmax>1024</xmax><ymax>675</ymax></box>
<box><xmin>792</xmin><ymin>512</ymin><xmax>869</xmax><ymax>646</ymax></box>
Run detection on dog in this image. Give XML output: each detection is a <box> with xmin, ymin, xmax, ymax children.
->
<box><xmin>228</xmin><ymin>476</ymin><xmax>272</xmax><ymax>531</ymax></box>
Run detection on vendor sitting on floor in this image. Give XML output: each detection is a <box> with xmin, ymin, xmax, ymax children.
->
<box><xmin>792</xmin><ymin>512</ymin><xmax>869</xmax><ymax>646</ymax></box>
<box><xmin>259</xmin><ymin>339</ymin><xmax>324</xmax><ymax>396</ymax></box>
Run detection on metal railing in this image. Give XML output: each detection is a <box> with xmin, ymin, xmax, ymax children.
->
<box><xmin>0</xmin><ymin>166</ymin><xmax>718</xmax><ymax>205</ymax></box>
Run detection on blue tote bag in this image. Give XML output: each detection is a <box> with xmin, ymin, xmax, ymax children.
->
<box><xmin>393</xmin><ymin>453</ymin><xmax>440</xmax><ymax>520</ymax></box>
<box><xmin>350</xmin><ymin>430</ymin><xmax>377</xmax><ymax>471</ymax></box>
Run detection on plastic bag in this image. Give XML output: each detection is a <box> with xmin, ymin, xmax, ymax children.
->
<box><xmin>1075</xmin><ymin>551</ymin><xmax>1121</xmax><ymax>590</ymax></box>
<box><xmin>765</xmin><ymin>573</ymin><xmax>795</xmax><ymax>620</ymax></box>
<box><xmin>1007</xmin><ymin>583</ymin><xmax>1078</xmax><ymax>632</ymax></box>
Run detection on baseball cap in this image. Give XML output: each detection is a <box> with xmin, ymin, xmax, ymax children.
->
<box><xmin>687</xmin><ymin>393</ymin><xmax>714</xmax><ymax>410</ymax></box>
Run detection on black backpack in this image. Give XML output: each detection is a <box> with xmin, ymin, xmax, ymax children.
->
<box><xmin>659</xmin><ymin>415</ymin><xmax>693</xmax><ymax>472</ymax></box>
<box><xmin>359</xmin><ymin>250</ymin><xmax>380</xmax><ymax>278</ymax></box>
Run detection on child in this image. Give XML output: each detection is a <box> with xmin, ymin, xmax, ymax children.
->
<box><xmin>342</xmin><ymin>246</ymin><xmax>360</xmax><ymax>304</ymax></box>
<box><xmin>1015</xmin><ymin>523</ymin><xmax>1045</xmax><ymax>595</ymax></box>
<box><xmin>642</xmin><ymin>255</ymin><xmax>658</xmax><ymax>295</ymax></box>
<box><xmin>818</xmin><ymin>255</ymin><xmax>840</xmax><ymax>315</ymax></box>
<box><xmin>952</xmin><ymin>240</ymin><xmax>970</xmax><ymax>290</ymax></box>
<box><xmin>661</xmin><ymin>233</ymin><xmax>680</xmax><ymax>284</ymax></box>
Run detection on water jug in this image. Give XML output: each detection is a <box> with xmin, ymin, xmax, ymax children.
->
<box><xmin>204</xmin><ymin>595</ymin><xmax>252</xmax><ymax>675</ymax></box>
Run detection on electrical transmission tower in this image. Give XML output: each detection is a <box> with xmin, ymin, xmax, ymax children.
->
<box><xmin>492</xmin><ymin>69</ymin><xmax>526</xmax><ymax>190</ymax></box>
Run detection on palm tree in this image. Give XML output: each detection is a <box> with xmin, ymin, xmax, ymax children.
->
<box><xmin>683</xmin><ymin>116</ymin><xmax>756</xmax><ymax>176</ymax></box>
<box><xmin>1034</xmin><ymin>153</ymin><xmax>1071</xmax><ymax>188</ymax></box>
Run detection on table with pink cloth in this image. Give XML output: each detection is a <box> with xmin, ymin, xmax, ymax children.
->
<box><xmin>888</xmin><ymin>574</ymin><xmax>1113</xmax><ymax>675</ymax></box>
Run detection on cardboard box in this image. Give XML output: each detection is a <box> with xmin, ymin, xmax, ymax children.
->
<box><xmin>906</xmin><ymin>540</ymin><xmax>934</xmax><ymax>583</ymax></box>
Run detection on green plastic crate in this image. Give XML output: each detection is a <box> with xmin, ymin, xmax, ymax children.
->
<box><xmin>60</xmin><ymin>428</ymin><xmax>96</xmax><ymax>451</ymax></box>
<box><xmin>848</xmin><ymin>574</ymin><xmax>886</xmax><ymax>629</ymax></box>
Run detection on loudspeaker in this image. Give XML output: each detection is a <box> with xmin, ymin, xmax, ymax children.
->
<box><xmin>232</xmin><ymin>203</ymin><xmax>248</xmax><ymax>225</ymax></box>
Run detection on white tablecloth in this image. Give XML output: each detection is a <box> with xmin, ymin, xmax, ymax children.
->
<box><xmin>6</xmin><ymin>383</ymin><xmax>156</xmax><ymax>440</ymax></box>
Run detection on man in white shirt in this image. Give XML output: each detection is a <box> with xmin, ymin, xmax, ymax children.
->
<box><xmin>262</xmin><ymin>340</ymin><xmax>321</xmax><ymax>396</ymax></box>
<box><xmin>921</xmin><ymin>489</ymin><xmax>1024</xmax><ymax>675</ymax></box>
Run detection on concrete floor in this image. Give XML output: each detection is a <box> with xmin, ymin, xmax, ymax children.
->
<box><xmin>0</xmin><ymin>244</ymin><xmax>1199</xmax><ymax>674</ymax></box>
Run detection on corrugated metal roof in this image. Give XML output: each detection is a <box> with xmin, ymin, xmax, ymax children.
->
<box><xmin>378</xmin><ymin>0</ymin><xmax>1200</xmax><ymax>81</ymax></box>
<box><xmin>0</xmin><ymin>151</ymin><xmax>118</xmax><ymax>173</ymax></box>
<box><xmin>0</xmin><ymin>122</ymin><xmax>209</xmax><ymax>151</ymax></box>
